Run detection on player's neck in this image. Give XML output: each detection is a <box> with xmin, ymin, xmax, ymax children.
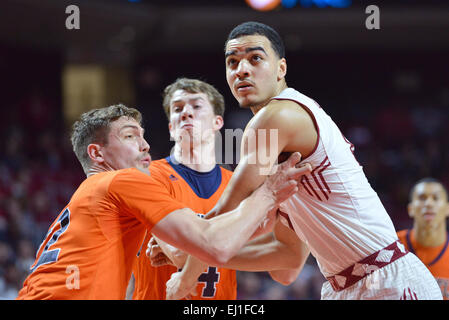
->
<box><xmin>413</xmin><ymin>222</ymin><xmax>447</xmax><ymax>247</ymax></box>
<box><xmin>173</xmin><ymin>140</ymin><xmax>217</xmax><ymax>172</ymax></box>
<box><xmin>87</xmin><ymin>162</ymin><xmax>115</xmax><ymax>177</ymax></box>
<box><xmin>250</xmin><ymin>82</ymin><xmax>288</xmax><ymax>115</ymax></box>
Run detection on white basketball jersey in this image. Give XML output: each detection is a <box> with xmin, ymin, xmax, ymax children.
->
<box><xmin>274</xmin><ymin>88</ymin><xmax>398</xmax><ymax>277</ymax></box>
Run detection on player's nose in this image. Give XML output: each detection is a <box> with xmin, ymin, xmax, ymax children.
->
<box><xmin>181</xmin><ymin>104</ymin><xmax>194</xmax><ymax>120</ymax></box>
<box><xmin>236</xmin><ymin>59</ymin><xmax>250</xmax><ymax>79</ymax></box>
<box><xmin>423</xmin><ymin>196</ymin><xmax>436</xmax><ymax>206</ymax></box>
<box><xmin>140</xmin><ymin>138</ymin><xmax>150</xmax><ymax>153</ymax></box>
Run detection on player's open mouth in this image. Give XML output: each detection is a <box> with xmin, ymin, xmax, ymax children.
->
<box><xmin>423</xmin><ymin>212</ymin><xmax>435</xmax><ymax>221</ymax></box>
<box><xmin>141</xmin><ymin>156</ymin><xmax>151</xmax><ymax>164</ymax></box>
<box><xmin>235</xmin><ymin>81</ymin><xmax>254</xmax><ymax>93</ymax></box>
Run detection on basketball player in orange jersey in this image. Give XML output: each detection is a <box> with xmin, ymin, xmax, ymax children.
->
<box><xmin>131</xmin><ymin>78</ymin><xmax>237</xmax><ymax>300</ymax></box>
<box><xmin>165</xmin><ymin>21</ymin><xmax>442</xmax><ymax>300</ymax></box>
<box><xmin>15</xmin><ymin>104</ymin><xmax>310</xmax><ymax>299</ymax></box>
<box><xmin>397</xmin><ymin>178</ymin><xmax>449</xmax><ymax>299</ymax></box>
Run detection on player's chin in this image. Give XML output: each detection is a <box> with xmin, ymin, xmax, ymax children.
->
<box><xmin>238</xmin><ymin>97</ymin><xmax>257</xmax><ymax>109</ymax></box>
<box><xmin>138</xmin><ymin>160</ymin><xmax>151</xmax><ymax>169</ymax></box>
<box><xmin>233</xmin><ymin>91</ymin><xmax>251</xmax><ymax>107</ymax></box>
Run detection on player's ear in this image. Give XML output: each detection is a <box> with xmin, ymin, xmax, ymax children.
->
<box><xmin>214</xmin><ymin>115</ymin><xmax>224</xmax><ymax>131</ymax></box>
<box><xmin>87</xmin><ymin>143</ymin><xmax>104</xmax><ymax>164</ymax></box>
<box><xmin>277</xmin><ymin>58</ymin><xmax>287</xmax><ymax>81</ymax></box>
<box><xmin>168</xmin><ymin>122</ymin><xmax>175</xmax><ymax>140</ymax></box>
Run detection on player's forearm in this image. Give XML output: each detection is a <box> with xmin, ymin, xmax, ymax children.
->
<box><xmin>154</xmin><ymin>235</ymin><xmax>188</xmax><ymax>269</ymax></box>
<box><xmin>212</xmin><ymin>163</ymin><xmax>266</xmax><ymax>216</ymax></box>
<box><xmin>203</xmin><ymin>184</ymin><xmax>277</xmax><ymax>265</ymax></box>
<box><xmin>248</xmin><ymin>208</ymin><xmax>278</xmax><ymax>240</ymax></box>
<box><xmin>152</xmin><ymin>188</ymin><xmax>276</xmax><ymax>267</ymax></box>
<box><xmin>269</xmin><ymin>240</ymin><xmax>310</xmax><ymax>285</ymax></box>
<box><xmin>173</xmin><ymin>255</ymin><xmax>209</xmax><ymax>290</ymax></box>
<box><xmin>153</xmin><ymin>153</ymin><xmax>303</xmax><ymax>267</ymax></box>
<box><xmin>212</xmin><ymin>146</ymin><xmax>281</xmax><ymax>217</ymax></box>
<box><xmin>221</xmin><ymin>233</ymin><xmax>306</xmax><ymax>272</ymax></box>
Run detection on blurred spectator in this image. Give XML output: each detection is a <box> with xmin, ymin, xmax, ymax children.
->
<box><xmin>260</xmin><ymin>282</ymin><xmax>289</xmax><ymax>300</ymax></box>
<box><xmin>236</xmin><ymin>271</ymin><xmax>264</xmax><ymax>300</ymax></box>
<box><xmin>0</xmin><ymin>241</ymin><xmax>16</xmax><ymax>300</ymax></box>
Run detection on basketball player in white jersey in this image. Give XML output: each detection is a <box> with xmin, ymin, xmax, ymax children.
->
<box><xmin>163</xmin><ymin>21</ymin><xmax>442</xmax><ymax>300</ymax></box>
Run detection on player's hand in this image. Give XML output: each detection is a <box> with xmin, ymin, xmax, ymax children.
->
<box><xmin>147</xmin><ymin>237</ymin><xmax>173</xmax><ymax>267</ymax></box>
<box><xmin>265</xmin><ymin>152</ymin><xmax>312</xmax><ymax>204</ymax></box>
<box><xmin>165</xmin><ymin>271</ymin><xmax>198</xmax><ymax>300</ymax></box>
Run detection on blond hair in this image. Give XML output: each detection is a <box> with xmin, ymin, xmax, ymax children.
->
<box><xmin>162</xmin><ymin>78</ymin><xmax>225</xmax><ymax>119</ymax></box>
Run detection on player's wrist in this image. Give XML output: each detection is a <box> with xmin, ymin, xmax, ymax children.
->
<box><xmin>254</xmin><ymin>183</ymin><xmax>277</xmax><ymax>207</ymax></box>
<box><xmin>177</xmin><ymin>269</ymin><xmax>198</xmax><ymax>288</ymax></box>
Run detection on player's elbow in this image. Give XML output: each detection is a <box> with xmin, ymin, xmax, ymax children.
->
<box><xmin>279</xmin><ymin>277</ymin><xmax>296</xmax><ymax>286</ymax></box>
<box><xmin>271</xmin><ymin>272</ymin><xmax>297</xmax><ymax>286</ymax></box>
<box><xmin>201</xmin><ymin>223</ymin><xmax>237</xmax><ymax>266</ymax></box>
<box><xmin>204</xmin><ymin>244</ymin><xmax>234</xmax><ymax>266</ymax></box>
<box><xmin>269</xmin><ymin>268</ymin><xmax>301</xmax><ymax>286</ymax></box>
<box><xmin>198</xmin><ymin>249</ymin><xmax>231</xmax><ymax>267</ymax></box>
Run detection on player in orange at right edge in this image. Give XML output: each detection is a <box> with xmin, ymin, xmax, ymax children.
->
<box><xmin>397</xmin><ymin>178</ymin><xmax>449</xmax><ymax>300</ymax></box>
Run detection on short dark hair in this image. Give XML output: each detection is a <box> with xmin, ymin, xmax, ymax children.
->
<box><xmin>162</xmin><ymin>78</ymin><xmax>225</xmax><ymax>119</ymax></box>
<box><xmin>409</xmin><ymin>177</ymin><xmax>449</xmax><ymax>201</ymax></box>
<box><xmin>226</xmin><ymin>21</ymin><xmax>285</xmax><ymax>59</ymax></box>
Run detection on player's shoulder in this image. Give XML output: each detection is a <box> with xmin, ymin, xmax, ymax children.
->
<box><xmin>109</xmin><ymin>168</ymin><xmax>155</xmax><ymax>189</ymax></box>
<box><xmin>149</xmin><ymin>158</ymin><xmax>179</xmax><ymax>184</ymax></box>
<box><xmin>81</xmin><ymin>170</ymin><xmax>130</xmax><ymax>190</ymax></box>
<box><xmin>150</xmin><ymin>158</ymin><xmax>176</xmax><ymax>174</ymax></box>
<box><xmin>150</xmin><ymin>158</ymin><xmax>170</xmax><ymax>169</ymax></box>
<box><xmin>250</xmin><ymin>98</ymin><xmax>312</xmax><ymax>133</ymax></box>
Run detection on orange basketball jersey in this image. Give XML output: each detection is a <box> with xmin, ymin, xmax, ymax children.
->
<box><xmin>132</xmin><ymin>157</ymin><xmax>236</xmax><ymax>300</ymax></box>
<box><xmin>17</xmin><ymin>168</ymin><xmax>185</xmax><ymax>300</ymax></box>
<box><xmin>397</xmin><ymin>229</ymin><xmax>449</xmax><ymax>300</ymax></box>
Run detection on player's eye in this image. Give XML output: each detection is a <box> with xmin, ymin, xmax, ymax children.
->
<box><xmin>123</xmin><ymin>132</ymin><xmax>137</xmax><ymax>139</ymax></box>
<box><xmin>252</xmin><ymin>55</ymin><xmax>262</xmax><ymax>62</ymax></box>
<box><xmin>227</xmin><ymin>58</ymin><xmax>237</xmax><ymax>67</ymax></box>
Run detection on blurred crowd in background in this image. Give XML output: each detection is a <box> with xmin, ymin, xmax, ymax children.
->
<box><xmin>0</xmin><ymin>41</ymin><xmax>448</xmax><ymax>300</ymax></box>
